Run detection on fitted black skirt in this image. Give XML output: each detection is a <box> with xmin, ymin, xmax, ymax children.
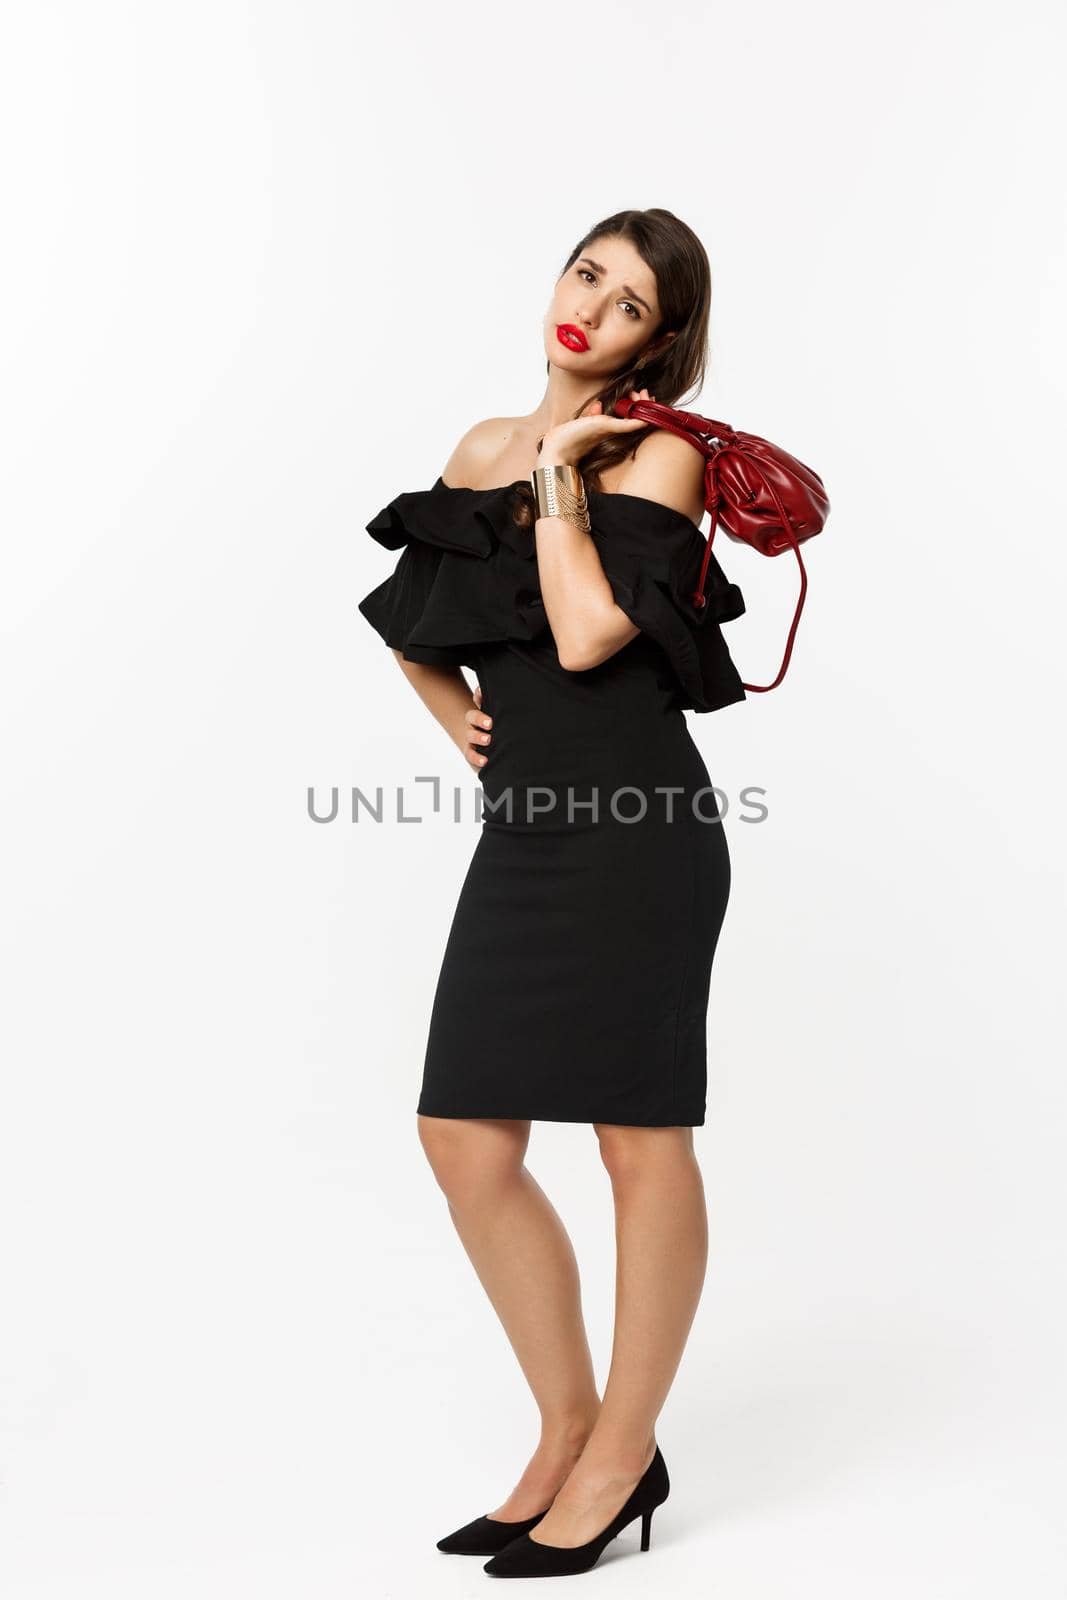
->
<box><xmin>415</xmin><ymin>637</ymin><xmax>733</xmax><ymax>1127</ymax></box>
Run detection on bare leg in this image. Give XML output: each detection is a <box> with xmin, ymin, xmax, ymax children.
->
<box><xmin>417</xmin><ymin>1114</ymin><xmax>602</xmax><ymax>1519</ymax></box>
<box><xmin>528</xmin><ymin>1123</ymin><xmax>708</xmax><ymax>1547</ymax></box>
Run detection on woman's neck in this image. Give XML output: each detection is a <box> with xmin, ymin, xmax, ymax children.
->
<box><xmin>524</xmin><ymin>365</ymin><xmax>605</xmax><ymax>433</ymax></box>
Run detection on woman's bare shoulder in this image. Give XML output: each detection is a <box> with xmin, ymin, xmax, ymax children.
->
<box><xmin>609</xmin><ymin>427</ymin><xmax>707</xmax><ymax>526</ymax></box>
<box><xmin>441</xmin><ymin>415</ymin><xmax>531</xmax><ymax>489</ymax></box>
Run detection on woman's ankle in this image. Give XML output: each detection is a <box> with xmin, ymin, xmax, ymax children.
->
<box><xmin>565</xmin><ymin>1428</ymin><xmax>656</xmax><ymax>1483</ymax></box>
<box><xmin>538</xmin><ymin>1407</ymin><xmax>602</xmax><ymax>1454</ymax></box>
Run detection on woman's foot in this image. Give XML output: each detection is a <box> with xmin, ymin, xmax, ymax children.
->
<box><xmin>525</xmin><ymin>1438</ymin><xmax>657</xmax><ymax>1548</ymax></box>
<box><xmin>486</xmin><ymin>1415</ymin><xmax>600</xmax><ymax>1523</ymax></box>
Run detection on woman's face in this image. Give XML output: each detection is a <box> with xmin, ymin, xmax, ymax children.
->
<box><xmin>544</xmin><ymin>235</ymin><xmax>671</xmax><ymax>379</ymax></box>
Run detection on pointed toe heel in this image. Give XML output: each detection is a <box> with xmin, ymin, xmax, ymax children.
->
<box><xmin>436</xmin><ymin>1505</ymin><xmax>552</xmax><ymax>1556</ymax></box>
<box><xmin>482</xmin><ymin>1444</ymin><xmax>670</xmax><ymax>1578</ymax></box>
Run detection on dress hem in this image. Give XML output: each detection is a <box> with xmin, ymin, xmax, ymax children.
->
<box><xmin>415</xmin><ymin>1103</ymin><xmax>705</xmax><ymax>1128</ymax></box>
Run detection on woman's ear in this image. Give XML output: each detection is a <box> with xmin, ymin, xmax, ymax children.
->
<box><xmin>645</xmin><ymin>329</ymin><xmax>677</xmax><ymax>362</ymax></box>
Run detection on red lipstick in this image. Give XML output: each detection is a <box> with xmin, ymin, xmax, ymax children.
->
<box><xmin>556</xmin><ymin>324</ymin><xmax>589</xmax><ymax>352</ymax></box>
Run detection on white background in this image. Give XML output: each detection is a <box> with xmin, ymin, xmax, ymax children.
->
<box><xmin>1</xmin><ymin>2</ymin><xmax>1065</xmax><ymax>1596</ymax></box>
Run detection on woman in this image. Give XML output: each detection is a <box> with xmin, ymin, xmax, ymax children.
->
<box><xmin>358</xmin><ymin>208</ymin><xmax>747</xmax><ymax>1579</ymax></box>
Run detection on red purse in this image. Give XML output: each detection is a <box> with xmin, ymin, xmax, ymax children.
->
<box><xmin>613</xmin><ymin>397</ymin><xmax>830</xmax><ymax>692</ymax></box>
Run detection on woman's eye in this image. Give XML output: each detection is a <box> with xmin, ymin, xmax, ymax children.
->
<box><xmin>576</xmin><ymin>269</ymin><xmax>641</xmax><ymax>319</ymax></box>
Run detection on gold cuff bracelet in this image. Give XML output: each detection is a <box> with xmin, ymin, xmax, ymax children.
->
<box><xmin>531</xmin><ymin>462</ymin><xmax>591</xmax><ymax>536</ymax></box>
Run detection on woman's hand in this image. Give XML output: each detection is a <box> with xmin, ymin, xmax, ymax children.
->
<box><xmin>539</xmin><ymin>387</ymin><xmax>657</xmax><ymax>469</ymax></box>
<box><xmin>455</xmin><ymin>682</ymin><xmax>493</xmax><ymax>772</ymax></box>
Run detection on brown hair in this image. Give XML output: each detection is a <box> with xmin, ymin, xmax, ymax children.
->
<box><xmin>513</xmin><ymin>207</ymin><xmax>712</xmax><ymax>528</ymax></box>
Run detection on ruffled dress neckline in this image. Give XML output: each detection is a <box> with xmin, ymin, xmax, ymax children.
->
<box><xmin>431</xmin><ymin>474</ymin><xmax>708</xmax><ymax>538</ymax></box>
<box><xmin>358</xmin><ymin>475</ymin><xmax>747</xmax><ymax>714</ymax></box>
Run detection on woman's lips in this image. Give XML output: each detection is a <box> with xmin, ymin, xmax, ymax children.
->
<box><xmin>556</xmin><ymin>324</ymin><xmax>589</xmax><ymax>352</ymax></box>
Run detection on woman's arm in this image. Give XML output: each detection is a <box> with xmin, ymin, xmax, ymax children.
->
<box><xmin>531</xmin><ymin>513</ymin><xmax>637</xmax><ymax>671</ymax></box>
<box><xmin>390</xmin><ymin>651</ymin><xmax>492</xmax><ymax>773</ymax></box>
<box><xmin>536</xmin><ymin>428</ymin><xmax>707</xmax><ymax>671</ymax></box>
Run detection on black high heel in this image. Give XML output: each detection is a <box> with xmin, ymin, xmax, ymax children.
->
<box><xmin>482</xmin><ymin>1444</ymin><xmax>670</xmax><ymax>1578</ymax></box>
<box><xmin>436</xmin><ymin>1505</ymin><xmax>553</xmax><ymax>1556</ymax></box>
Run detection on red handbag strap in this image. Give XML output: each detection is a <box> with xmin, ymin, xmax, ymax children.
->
<box><xmin>616</xmin><ymin>400</ymin><xmax>808</xmax><ymax>694</ymax></box>
<box><xmin>698</xmin><ymin>446</ymin><xmax>808</xmax><ymax>694</ymax></box>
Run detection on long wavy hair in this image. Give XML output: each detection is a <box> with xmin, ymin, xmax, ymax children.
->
<box><xmin>512</xmin><ymin>207</ymin><xmax>712</xmax><ymax>530</ymax></box>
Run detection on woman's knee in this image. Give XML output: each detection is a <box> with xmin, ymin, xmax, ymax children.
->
<box><xmin>417</xmin><ymin>1114</ymin><xmax>530</xmax><ymax>1204</ymax></box>
<box><xmin>593</xmin><ymin>1123</ymin><xmax>694</xmax><ymax>1188</ymax></box>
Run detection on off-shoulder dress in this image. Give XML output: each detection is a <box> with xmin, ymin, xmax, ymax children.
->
<box><xmin>358</xmin><ymin>476</ymin><xmax>747</xmax><ymax>1127</ymax></box>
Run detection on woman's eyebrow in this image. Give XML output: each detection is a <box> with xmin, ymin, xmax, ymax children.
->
<box><xmin>577</xmin><ymin>257</ymin><xmax>653</xmax><ymax>315</ymax></box>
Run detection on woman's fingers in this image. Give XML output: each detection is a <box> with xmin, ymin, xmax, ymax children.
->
<box><xmin>464</xmin><ymin>703</ymin><xmax>492</xmax><ymax>767</ymax></box>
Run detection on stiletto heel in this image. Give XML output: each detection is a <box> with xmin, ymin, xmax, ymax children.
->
<box><xmin>483</xmin><ymin>1443</ymin><xmax>670</xmax><ymax>1578</ymax></box>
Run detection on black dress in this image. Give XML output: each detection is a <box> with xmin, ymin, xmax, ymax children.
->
<box><xmin>358</xmin><ymin>476</ymin><xmax>747</xmax><ymax>1127</ymax></box>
